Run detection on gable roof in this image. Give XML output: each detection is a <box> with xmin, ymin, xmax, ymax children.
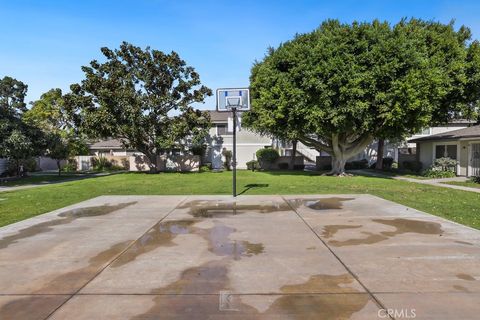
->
<box><xmin>409</xmin><ymin>125</ymin><xmax>480</xmax><ymax>143</ymax></box>
<box><xmin>88</xmin><ymin>139</ymin><xmax>126</xmax><ymax>150</ymax></box>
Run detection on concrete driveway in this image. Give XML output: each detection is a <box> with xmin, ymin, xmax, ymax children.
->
<box><xmin>0</xmin><ymin>195</ymin><xmax>479</xmax><ymax>319</ymax></box>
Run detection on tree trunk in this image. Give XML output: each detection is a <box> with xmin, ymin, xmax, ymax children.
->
<box><xmin>375</xmin><ymin>139</ymin><xmax>385</xmax><ymax>170</ymax></box>
<box><xmin>57</xmin><ymin>160</ymin><xmax>61</xmax><ymax>176</ymax></box>
<box><xmin>290</xmin><ymin>140</ymin><xmax>297</xmax><ymax>170</ymax></box>
<box><xmin>145</xmin><ymin>153</ymin><xmax>158</xmax><ymax>173</ymax></box>
<box><xmin>299</xmin><ymin>132</ymin><xmax>374</xmax><ymax>176</ymax></box>
<box><xmin>330</xmin><ymin>156</ymin><xmax>347</xmax><ymax>175</ymax></box>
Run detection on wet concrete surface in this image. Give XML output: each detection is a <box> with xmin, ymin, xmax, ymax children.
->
<box><xmin>1</xmin><ymin>195</ymin><xmax>479</xmax><ymax>319</ymax></box>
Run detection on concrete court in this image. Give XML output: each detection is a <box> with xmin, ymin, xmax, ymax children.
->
<box><xmin>0</xmin><ymin>195</ymin><xmax>479</xmax><ymax>319</ymax></box>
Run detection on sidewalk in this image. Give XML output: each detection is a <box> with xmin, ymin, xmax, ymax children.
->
<box><xmin>353</xmin><ymin>170</ymin><xmax>480</xmax><ymax>194</ymax></box>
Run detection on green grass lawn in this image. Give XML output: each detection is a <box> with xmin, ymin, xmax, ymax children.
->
<box><xmin>0</xmin><ymin>174</ymin><xmax>84</xmax><ymax>187</ymax></box>
<box><xmin>0</xmin><ymin>170</ymin><xmax>479</xmax><ymax>229</ymax></box>
<box><xmin>443</xmin><ymin>180</ymin><xmax>480</xmax><ymax>189</ymax></box>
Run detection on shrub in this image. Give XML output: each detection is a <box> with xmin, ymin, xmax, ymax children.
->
<box><xmin>322</xmin><ymin>164</ymin><xmax>332</xmax><ymax>171</ymax></box>
<box><xmin>345</xmin><ymin>159</ymin><xmax>368</xmax><ymax>170</ymax></box>
<box><xmin>422</xmin><ymin>169</ymin><xmax>456</xmax><ymax>178</ymax></box>
<box><xmin>470</xmin><ymin>176</ymin><xmax>480</xmax><ymax>184</ymax></box>
<box><xmin>278</xmin><ymin>162</ymin><xmax>289</xmax><ymax>170</ymax></box>
<box><xmin>293</xmin><ymin>164</ymin><xmax>305</xmax><ymax>170</ymax></box>
<box><xmin>433</xmin><ymin>157</ymin><xmax>457</xmax><ymax>172</ymax></box>
<box><xmin>62</xmin><ymin>158</ymin><xmax>78</xmax><ymax>172</ymax></box>
<box><xmin>199</xmin><ymin>165</ymin><xmax>211</xmax><ymax>173</ymax></box>
<box><xmin>256</xmin><ymin>148</ymin><xmax>280</xmax><ymax>169</ymax></box>
<box><xmin>403</xmin><ymin>160</ymin><xmax>423</xmax><ymax>172</ymax></box>
<box><xmin>391</xmin><ymin>161</ymin><xmax>398</xmax><ymax>169</ymax></box>
<box><xmin>246</xmin><ymin>160</ymin><xmax>259</xmax><ymax>171</ymax></box>
<box><xmin>383</xmin><ymin>157</ymin><xmax>394</xmax><ymax>169</ymax></box>
<box><xmin>190</xmin><ymin>144</ymin><xmax>207</xmax><ymax>157</ymax></box>
<box><xmin>222</xmin><ymin>149</ymin><xmax>232</xmax><ymax>171</ymax></box>
<box><xmin>421</xmin><ymin>157</ymin><xmax>457</xmax><ymax>178</ymax></box>
<box><xmin>6</xmin><ymin>158</ymin><xmax>37</xmax><ymax>176</ymax></box>
<box><xmin>91</xmin><ymin>156</ymin><xmax>113</xmax><ymax>171</ymax></box>
<box><xmin>121</xmin><ymin>158</ymin><xmax>130</xmax><ymax>170</ymax></box>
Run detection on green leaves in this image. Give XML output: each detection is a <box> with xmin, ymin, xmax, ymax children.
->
<box><xmin>247</xmin><ymin>18</ymin><xmax>480</xmax><ymax>152</ymax></box>
<box><xmin>64</xmin><ymin>42</ymin><xmax>212</xmax><ymax>170</ymax></box>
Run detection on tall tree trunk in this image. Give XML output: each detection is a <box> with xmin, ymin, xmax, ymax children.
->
<box><xmin>145</xmin><ymin>152</ymin><xmax>158</xmax><ymax>173</ymax></box>
<box><xmin>299</xmin><ymin>132</ymin><xmax>374</xmax><ymax>176</ymax></box>
<box><xmin>290</xmin><ymin>140</ymin><xmax>297</xmax><ymax>170</ymax></box>
<box><xmin>57</xmin><ymin>160</ymin><xmax>61</xmax><ymax>176</ymax></box>
<box><xmin>330</xmin><ymin>156</ymin><xmax>347</xmax><ymax>175</ymax></box>
<box><xmin>375</xmin><ymin>139</ymin><xmax>385</xmax><ymax>170</ymax></box>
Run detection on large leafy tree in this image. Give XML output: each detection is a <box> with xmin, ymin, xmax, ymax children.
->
<box><xmin>245</xmin><ymin>19</ymin><xmax>480</xmax><ymax>175</ymax></box>
<box><xmin>64</xmin><ymin>42</ymin><xmax>212</xmax><ymax>171</ymax></box>
<box><xmin>25</xmin><ymin>88</ymin><xmax>89</xmax><ymax>173</ymax></box>
<box><xmin>0</xmin><ymin>76</ymin><xmax>44</xmax><ymax>173</ymax></box>
<box><xmin>0</xmin><ymin>76</ymin><xmax>28</xmax><ymax>145</ymax></box>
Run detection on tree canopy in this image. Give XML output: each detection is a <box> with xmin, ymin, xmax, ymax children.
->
<box><xmin>64</xmin><ymin>42</ymin><xmax>212</xmax><ymax>171</ymax></box>
<box><xmin>0</xmin><ymin>76</ymin><xmax>44</xmax><ymax>170</ymax></box>
<box><xmin>244</xmin><ymin>19</ymin><xmax>480</xmax><ymax>174</ymax></box>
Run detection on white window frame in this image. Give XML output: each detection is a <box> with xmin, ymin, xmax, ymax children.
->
<box><xmin>432</xmin><ymin>141</ymin><xmax>460</xmax><ymax>174</ymax></box>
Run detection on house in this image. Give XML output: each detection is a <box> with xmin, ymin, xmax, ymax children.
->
<box><xmin>88</xmin><ymin>139</ymin><xmax>137</xmax><ymax>157</ymax></box>
<box><xmin>349</xmin><ymin>120</ymin><xmax>477</xmax><ymax>166</ymax></box>
<box><xmin>204</xmin><ymin>111</ymin><xmax>273</xmax><ymax>169</ymax></box>
<box><xmin>409</xmin><ymin>125</ymin><xmax>480</xmax><ymax>177</ymax></box>
<box><xmin>78</xmin><ymin>111</ymin><xmax>275</xmax><ymax>171</ymax></box>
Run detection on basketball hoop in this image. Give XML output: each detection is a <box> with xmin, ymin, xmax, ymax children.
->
<box><xmin>216</xmin><ymin>88</ymin><xmax>250</xmax><ymax>197</ymax></box>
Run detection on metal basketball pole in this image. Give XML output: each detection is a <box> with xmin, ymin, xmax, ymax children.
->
<box><xmin>232</xmin><ymin>107</ymin><xmax>237</xmax><ymax>197</ymax></box>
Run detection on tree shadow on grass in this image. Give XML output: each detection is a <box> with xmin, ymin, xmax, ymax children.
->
<box><xmin>260</xmin><ymin>169</ymin><xmax>395</xmax><ymax>180</ymax></box>
<box><xmin>238</xmin><ymin>183</ymin><xmax>269</xmax><ymax>195</ymax></box>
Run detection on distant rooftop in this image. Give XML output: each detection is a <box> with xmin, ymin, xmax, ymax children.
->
<box><xmin>88</xmin><ymin>139</ymin><xmax>126</xmax><ymax>149</ymax></box>
<box><xmin>409</xmin><ymin>125</ymin><xmax>480</xmax><ymax>142</ymax></box>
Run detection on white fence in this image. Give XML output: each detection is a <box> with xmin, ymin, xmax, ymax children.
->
<box><xmin>0</xmin><ymin>158</ymin><xmax>8</xmax><ymax>175</ymax></box>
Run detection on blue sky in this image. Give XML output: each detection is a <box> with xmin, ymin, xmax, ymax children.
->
<box><xmin>1</xmin><ymin>0</ymin><xmax>480</xmax><ymax>108</ymax></box>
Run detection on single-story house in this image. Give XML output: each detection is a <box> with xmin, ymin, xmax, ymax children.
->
<box><xmin>409</xmin><ymin>125</ymin><xmax>480</xmax><ymax>177</ymax></box>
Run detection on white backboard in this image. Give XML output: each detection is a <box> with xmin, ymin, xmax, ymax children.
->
<box><xmin>216</xmin><ymin>88</ymin><xmax>250</xmax><ymax>112</ymax></box>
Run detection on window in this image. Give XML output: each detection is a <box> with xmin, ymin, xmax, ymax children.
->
<box><xmin>435</xmin><ymin>144</ymin><xmax>457</xmax><ymax>159</ymax></box>
<box><xmin>217</xmin><ymin>124</ymin><xmax>231</xmax><ymax>136</ymax></box>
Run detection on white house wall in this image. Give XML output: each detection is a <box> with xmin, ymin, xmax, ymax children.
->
<box><xmin>207</xmin><ymin>126</ymin><xmax>272</xmax><ymax>169</ymax></box>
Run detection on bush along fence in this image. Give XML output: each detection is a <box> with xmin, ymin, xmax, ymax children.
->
<box><xmin>74</xmin><ymin>154</ymin><xmax>201</xmax><ymax>172</ymax></box>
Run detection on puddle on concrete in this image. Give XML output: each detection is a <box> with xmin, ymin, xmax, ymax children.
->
<box><xmin>206</xmin><ymin>222</ymin><xmax>264</xmax><ymax>259</ymax></box>
<box><xmin>457</xmin><ymin>273</ymin><xmax>475</xmax><ymax>281</ymax></box>
<box><xmin>0</xmin><ymin>296</ymin><xmax>67</xmax><ymax>320</ymax></box>
<box><xmin>453</xmin><ymin>285</ymin><xmax>470</xmax><ymax>292</ymax></box>
<box><xmin>290</xmin><ymin>197</ymin><xmax>354</xmax><ymax>211</ymax></box>
<box><xmin>323</xmin><ymin>218</ymin><xmax>443</xmax><ymax>247</ymax></box>
<box><xmin>329</xmin><ymin>232</ymin><xmax>389</xmax><ymax>247</ymax></box>
<box><xmin>111</xmin><ymin>220</ymin><xmax>195</xmax><ymax>268</ymax></box>
<box><xmin>281</xmin><ymin>273</ymin><xmax>358</xmax><ymax>294</ymax></box>
<box><xmin>322</xmin><ymin>225</ymin><xmax>361</xmax><ymax>238</ymax></box>
<box><xmin>111</xmin><ymin>219</ymin><xmax>264</xmax><ymax>268</ymax></box>
<box><xmin>455</xmin><ymin>240</ymin><xmax>474</xmax><ymax>246</ymax></box>
<box><xmin>0</xmin><ymin>239</ymin><xmax>133</xmax><ymax>318</ymax></box>
<box><xmin>374</xmin><ymin>218</ymin><xmax>443</xmax><ymax>237</ymax></box>
<box><xmin>178</xmin><ymin>200</ymin><xmax>291</xmax><ymax>218</ymax></box>
<box><xmin>0</xmin><ymin>202</ymin><xmax>136</xmax><ymax>250</ymax></box>
<box><xmin>130</xmin><ymin>273</ymin><xmax>369</xmax><ymax>319</ymax></box>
